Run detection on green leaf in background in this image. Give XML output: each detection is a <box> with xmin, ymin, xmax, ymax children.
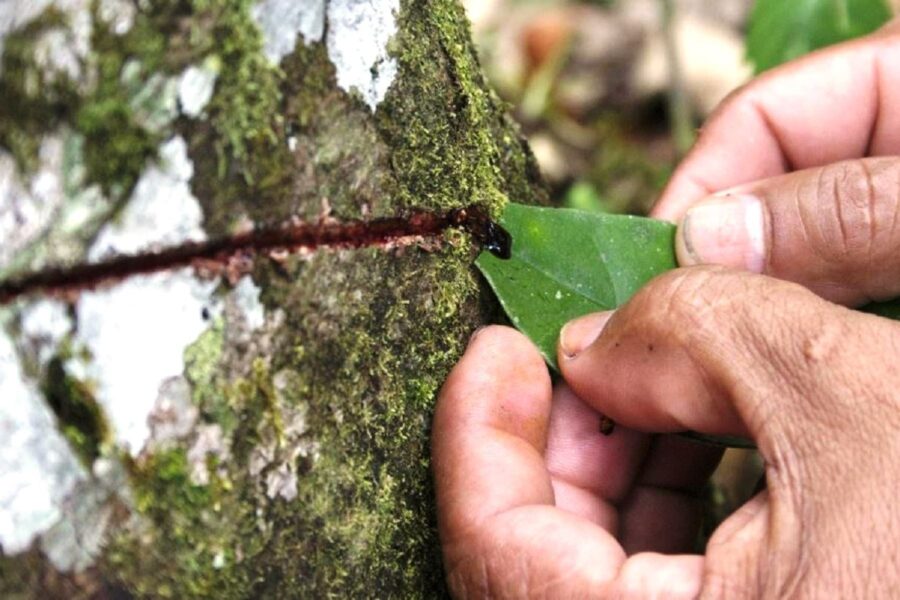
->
<box><xmin>475</xmin><ymin>204</ymin><xmax>676</xmax><ymax>370</ymax></box>
<box><xmin>563</xmin><ymin>180</ymin><xmax>609</xmax><ymax>213</ymax></box>
<box><xmin>747</xmin><ymin>0</ymin><xmax>892</xmax><ymax>73</ymax></box>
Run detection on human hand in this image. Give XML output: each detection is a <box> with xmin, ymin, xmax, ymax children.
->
<box><xmin>433</xmin><ymin>22</ymin><xmax>900</xmax><ymax>599</ymax></box>
<box><xmin>434</xmin><ymin>268</ymin><xmax>900</xmax><ymax>597</ymax></box>
<box><xmin>654</xmin><ymin>18</ymin><xmax>900</xmax><ymax>307</ymax></box>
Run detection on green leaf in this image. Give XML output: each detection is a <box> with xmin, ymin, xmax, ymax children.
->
<box><xmin>475</xmin><ymin>204</ymin><xmax>900</xmax><ymax>450</ymax></box>
<box><xmin>475</xmin><ymin>204</ymin><xmax>676</xmax><ymax>370</ymax></box>
<box><xmin>747</xmin><ymin>0</ymin><xmax>891</xmax><ymax>73</ymax></box>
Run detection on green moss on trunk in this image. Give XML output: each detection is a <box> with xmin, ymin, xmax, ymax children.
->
<box><xmin>0</xmin><ymin>0</ymin><xmax>545</xmax><ymax>596</ymax></box>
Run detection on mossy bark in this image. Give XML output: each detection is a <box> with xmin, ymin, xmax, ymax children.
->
<box><xmin>0</xmin><ymin>0</ymin><xmax>544</xmax><ymax>597</ymax></box>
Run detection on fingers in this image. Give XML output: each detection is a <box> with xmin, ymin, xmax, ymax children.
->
<box><xmin>432</xmin><ymin>326</ymin><xmax>625</xmax><ymax>596</ymax></box>
<box><xmin>653</xmin><ymin>19</ymin><xmax>900</xmax><ymax>221</ymax></box>
<box><xmin>443</xmin><ymin>506</ymin><xmax>704</xmax><ymax>599</ymax></box>
<box><xmin>434</xmin><ymin>327</ymin><xmax>706</xmax><ymax>598</ymax></box>
<box><xmin>544</xmin><ymin>384</ymin><xmax>650</xmax><ymax>531</ymax></box>
<box><xmin>557</xmin><ymin>267</ymin><xmax>899</xmax><ymax>458</ymax></box>
<box><xmin>674</xmin><ymin>157</ymin><xmax>900</xmax><ymax>305</ymax></box>
<box><xmin>545</xmin><ymin>385</ymin><xmax>722</xmax><ymax>554</ymax></box>
<box><xmin>433</xmin><ymin>325</ymin><xmax>554</xmax><ymax>540</ymax></box>
<box><xmin>618</xmin><ymin>435</ymin><xmax>723</xmax><ymax>555</ymax></box>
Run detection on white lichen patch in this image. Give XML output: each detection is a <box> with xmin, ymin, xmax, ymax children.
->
<box><xmin>40</xmin><ymin>496</ymin><xmax>111</xmax><ymax>572</ymax></box>
<box><xmin>125</xmin><ymin>64</ymin><xmax>180</xmax><ymax>133</ymax></box>
<box><xmin>0</xmin><ymin>136</ymin><xmax>66</xmax><ymax>273</ymax></box>
<box><xmin>232</xmin><ymin>275</ymin><xmax>265</xmax><ymax>331</ymax></box>
<box><xmin>248</xmin><ymin>371</ymin><xmax>319</xmax><ymax>502</ymax></box>
<box><xmin>252</xmin><ymin>0</ymin><xmax>325</xmax><ymax>63</ymax></box>
<box><xmin>219</xmin><ymin>280</ymin><xmax>278</xmax><ymax>365</ymax></box>
<box><xmin>146</xmin><ymin>377</ymin><xmax>199</xmax><ymax>449</ymax></box>
<box><xmin>34</xmin><ymin>28</ymin><xmax>83</xmax><ymax>83</ymax></box>
<box><xmin>88</xmin><ymin>136</ymin><xmax>206</xmax><ymax>261</ymax></box>
<box><xmin>69</xmin><ymin>269</ymin><xmax>220</xmax><ymax>455</ymax></box>
<box><xmin>0</xmin><ymin>131</ymin><xmax>117</xmax><ymax>279</ymax></box>
<box><xmin>0</xmin><ymin>0</ymin><xmax>53</xmax><ymax>43</ymax></box>
<box><xmin>251</xmin><ymin>0</ymin><xmax>400</xmax><ymax>109</ymax></box>
<box><xmin>97</xmin><ymin>0</ymin><xmax>135</xmax><ymax>36</ymax></box>
<box><xmin>38</xmin><ymin>456</ymin><xmax>129</xmax><ymax>572</ymax></box>
<box><xmin>326</xmin><ymin>0</ymin><xmax>400</xmax><ymax>110</ymax></box>
<box><xmin>0</xmin><ymin>0</ymin><xmax>53</xmax><ymax>76</ymax></box>
<box><xmin>0</xmin><ymin>329</ymin><xmax>87</xmax><ymax>555</ymax></box>
<box><xmin>177</xmin><ymin>57</ymin><xmax>221</xmax><ymax>118</ymax></box>
<box><xmin>40</xmin><ymin>461</ymin><xmax>118</xmax><ymax>572</ymax></box>
<box><xmin>187</xmin><ymin>423</ymin><xmax>230</xmax><ymax>485</ymax></box>
<box><xmin>0</xmin><ymin>0</ymin><xmax>93</xmax><ymax>84</ymax></box>
<box><xmin>20</xmin><ymin>299</ymin><xmax>71</xmax><ymax>340</ymax></box>
<box><xmin>265</xmin><ymin>463</ymin><xmax>298</xmax><ymax>502</ymax></box>
<box><xmin>19</xmin><ymin>298</ymin><xmax>72</xmax><ymax>364</ymax></box>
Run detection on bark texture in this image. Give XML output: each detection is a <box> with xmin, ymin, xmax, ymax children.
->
<box><xmin>0</xmin><ymin>0</ymin><xmax>544</xmax><ymax>597</ymax></box>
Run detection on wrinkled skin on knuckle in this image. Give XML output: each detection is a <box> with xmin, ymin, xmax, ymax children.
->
<box><xmin>663</xmin><ymin>270</ymin><xmax>842</xmax><ymax>396</ymax></box>
<box><xmin>443</xmin><ymin>528</ymin><xmax>542</xmax><ymax>600</ymax></box>
<box><xmin>635</xmin><ymin>267</ymin><xmax>736</xmax><ymax>346</ymax></box>
<box><xmin>627</xmin><ymin>268</ymin><xmax>763</xmax><ymax>379</ymax></box>
<box><xmin>793</xmin><ymin>159</ymin><xmax>900</xmax><ymax>298</ymax></box>
<box><xmin>705</xmin><ymin>318</ymin><xmax>900</xmax><ymax>598</ymax></box>
<box><xmin>788</xmin><ymin>309</ymin><xmax>900</xmax><ymax>445</ymax></box>
<box><xmin>635</xmin><ymin>269</ymin><xmax>868</xmax><ymax>443</ymax></box>
<box><xmin>443</xmin><ymin>534</ymin><xmax>508</xmax><ymax>600</ymax></box>
<box><xmin>701</xmin><ymin>556</ymin><xmax>763</xmax><ymax>600</ymax></box>
<box><xmin>638</xmin><ymin>268</ymin><xmax>791</xmax><ymax>373</ymax></box>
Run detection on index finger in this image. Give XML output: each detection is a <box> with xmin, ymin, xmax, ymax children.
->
<box><xmin>654</xmin><ymin>19</ymin><xmax>900</xmax><ymax>221</ymax></box>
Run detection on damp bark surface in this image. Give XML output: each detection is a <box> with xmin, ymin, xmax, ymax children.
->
<box><xmin>0</xmin><ymin>0</ymin><xmax>544</xmax><ymax>598</ymax></box>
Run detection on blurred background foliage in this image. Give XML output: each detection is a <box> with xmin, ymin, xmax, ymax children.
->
<box><xmin>463</xmin><ymin>0</ymin><xmax>894</xmax><ymax>215</ymax></box>
<box><xmin>461</xmin><ymin>0</ymin><xmax>894</xmax><ymax>543</ymax></box>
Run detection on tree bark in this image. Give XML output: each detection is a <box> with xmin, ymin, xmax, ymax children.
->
<box><xmin>0</xmin><ymin>0</ymin><xmax>544</xmax><ymax>597</ymax></box>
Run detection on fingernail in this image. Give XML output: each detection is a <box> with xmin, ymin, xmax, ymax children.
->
<box><xmin>559</xmin><ymin>311</ymin><xmax>614</xmax><ymax>359</ymax></box>
<box><xmin>678</xmin><ymin>193</ymin><xmax>765</xmax><ymax>273</ymax></box>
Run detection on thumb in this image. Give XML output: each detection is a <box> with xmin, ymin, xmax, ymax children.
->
<box><xmin>557</xmin><ymin>267</ymin><xmax>900</xmax><ymax>459</ymax></box>
<box><xmin>675</xmin><ymin>157</ymin><xmax>900</xmax><ymax>305</ymax></box>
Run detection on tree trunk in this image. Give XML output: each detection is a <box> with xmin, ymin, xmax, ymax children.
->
<box><xmin>0</xmin><ymin>0</ymin><xmax>544</xmax><ymax>596</ymax></box>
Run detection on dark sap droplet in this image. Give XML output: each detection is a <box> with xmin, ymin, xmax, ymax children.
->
<box><xmin>483</xmin><ymin>221</ymin><xmax>512</xmax><ymax>259</ymax></box>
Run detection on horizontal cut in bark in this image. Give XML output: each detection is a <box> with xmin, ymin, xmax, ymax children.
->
<box><xmin>0</xmin><ymin>205</ymin><xmax>510</xmax><ymax>304</ymax></box>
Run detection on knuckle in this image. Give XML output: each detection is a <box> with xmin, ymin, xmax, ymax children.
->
<box><xmin>636</xmin><ymin>267</ymin><xmax>757</xmax><ymax>344</ymax></box>
<box><xmin>634</xmin><ymin>268</ymin><xmax>840</xmax><ymax>400</ymax></box>
<box><xmin>801</xmin><ymin>159</ymin><xmax>900</xmax><ymax>269</ymax></box>
<box><xmin>443</xmin><ymin>528</ymin><xmax>532</xmax><ymax>600</ymax></box>
<box><xmin>701</xmin><ymin>571</ymin><xmax>757</xmax><ymax>600</ymax></box>
<box><xmin>642</xmin><ymin>268</ymin><xmax>718</xmax><ymax>323</ymax></box>
<box><xmin>443</xmin><ymin>538</ymin><xmax>494</xmax><ymax>599</ymax></box>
